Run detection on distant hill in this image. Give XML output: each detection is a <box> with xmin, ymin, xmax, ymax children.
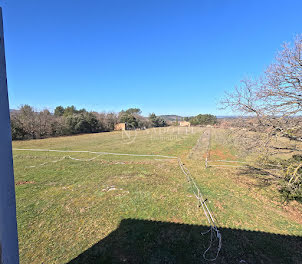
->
<box><xmin>160</xmin><ymin>114</ymin><xmax>234</xmax><ymax>121</ymax></box>
<box><xmin>216</xmin><ymin>116</ymin><xmax>239</xmax><ymax>119</ymax></box>
<box><xmin>159</xmin><ymin>114</ymin><xmax>234</xmax><ymax>121</ymax></box>
<box><xmin>159</xmin><ymin>115</ymin><xmax>184</xmax><ymax>121</ymax></box>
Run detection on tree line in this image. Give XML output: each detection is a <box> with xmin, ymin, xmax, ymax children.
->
<box><xmin>10</xmin><ymin>105</ymin><xmax>168</xmax><ymax>140</ymax></box>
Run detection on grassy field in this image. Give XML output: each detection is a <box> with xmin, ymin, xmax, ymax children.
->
<box><xmin>13</xmin><ymin>127</ymin><xmax>302</xmax><ymax>263</ymax></box>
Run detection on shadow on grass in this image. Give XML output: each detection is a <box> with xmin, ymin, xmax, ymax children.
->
<box><xmin>66</xmin><ymin>218</ymin><xmax>302</xmax><ymax>264</ymax></box>
<box><xmin>238</xmin><ymin>165</ymin><xmax>281</xmax><ymax>188</ymax></box>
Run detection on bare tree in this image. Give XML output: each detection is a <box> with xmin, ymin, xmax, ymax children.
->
<box><xmin>36</xmin><ymin>109</ymin><xmax>53</xmax><ymax>138</ymax></box>
<box><xmin>18</xmin><ymin>105</ymin><xmax>38</xmax><ymax>139</ymax></box>
<box><xmin>222</xmin><ymin>35</ymin><xmax>302</xmax><ymax>142</ymax></box>
<box><xmin>221</xmin><ymin>35</ymin><xmax>302</xmax><ymax>199</ymax></box>
<box><xmin>94</xmin><ymin>112</ymin><xmax>118</xmax><ymax>131</ymax></box>
<box><xmin>260</xmin><ymin>35</ymin><xmax>302</xmax><ymax>117</ymax></box>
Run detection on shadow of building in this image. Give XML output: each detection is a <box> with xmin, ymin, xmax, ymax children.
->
<box><xmin>67</xmin><ymin>218</ymin><xmax>302</xmax><ymax>264</ymax></box>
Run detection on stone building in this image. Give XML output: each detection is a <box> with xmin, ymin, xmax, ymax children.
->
<box><xmin>179</xmin><ymin>121</ymin><xmax>190</xmax><ymax>127</ymax></box>
<box><xmin>114</xmin><ymin>123</ymin><xmax>126</xmax><ymax>131</ymax></box>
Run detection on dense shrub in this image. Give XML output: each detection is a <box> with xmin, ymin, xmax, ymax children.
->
<box><xmin>189</xmin><ymin>114</ymin><xmax>217</xmax><ymax>126</ymax></box>
<box><xmin>65</xmin><ymin>112</ymin><xmax>100</xmax><ymax>134</ymax></box>
<box><xmin>118</xmin><ymin>108</ymin><xmax>151</xmax><ymax>129</ymax></box>
<box><xmin>149</xmin><ymin>113</ymin><xmax>167</xmax><ymax>127</ymax></box>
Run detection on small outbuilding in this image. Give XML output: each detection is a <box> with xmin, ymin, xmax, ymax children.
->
<box><xmin>114</xmin><ymin>123</ymin><xmax>126</xmax><ymax>131</ymax></box>
<box><xmin>179</xmin><ymin>121</ymin><xmax>190</xmax><ymax>127</ymax></box>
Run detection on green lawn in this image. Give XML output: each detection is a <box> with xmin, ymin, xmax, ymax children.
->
<box><xmin>13</xmin><ymin>127</ymin><xmax>302</xmax><ymax>263</ymax></box>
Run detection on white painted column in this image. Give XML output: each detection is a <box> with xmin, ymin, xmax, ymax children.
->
<box><xmin>0</xmin><ymin>7</ymin><xmax>20</xmax><ymax>264</ymax></box>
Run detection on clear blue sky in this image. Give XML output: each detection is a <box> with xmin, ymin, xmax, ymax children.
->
<box><xmin>2</xmin><ymin>0</ymin><xmax>302</xmax><ymax>116</ymax></box>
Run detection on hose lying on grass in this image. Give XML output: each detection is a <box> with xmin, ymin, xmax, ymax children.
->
<box><xmin>24</xmin><ymin>154</ymin><xmax>103</xmax><ymax>168</ymax></box>
<box><xmin>178</xmin><ymin>158</ymin><xmax>222</xmax><ymax>261</ymax></box>
<box><xmin>13</xmin><ymin>148</ymin><xmax>222</xmax><ymax>261</ymax></box>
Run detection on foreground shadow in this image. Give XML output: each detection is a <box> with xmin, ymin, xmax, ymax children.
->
<box><xmin>67</xmin><ymin>218</ymin><xmax>302</xmax><ymax>264</ymax></box>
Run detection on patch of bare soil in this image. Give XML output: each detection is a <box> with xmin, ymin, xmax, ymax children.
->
<box><xmin>169</xmin><ymin>217</ymin><xmax>183</xmax><ymax>224</ymax></box>
<box><xmin>16</xmin><ymin>181</ymin><xmax>35</xmax><ymax>185</ymax></box>
<box><xmin>214</xmin><ymin>200</ymin><xmax>225</xmax><ymax>211</ymax></box>
<box><xmin>203</xmin><ymin>147</ymin><xmax>236</xmax><ymax>160</ymax></box>
<box><xmin>282</xmin><ymin>201</ymin><xmax>302</xmax><ymax>225</ymax></box>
